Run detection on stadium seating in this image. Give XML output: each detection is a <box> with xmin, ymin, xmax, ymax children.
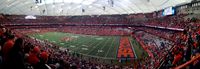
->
<box><xmin>1</xmin><ymin>2</ymin><xmax>200</xmax><ymax>68</ymax></box>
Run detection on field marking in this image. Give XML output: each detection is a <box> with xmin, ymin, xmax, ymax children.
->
<box><xmin>32</xmin><ymin>32</ymin><xmax>120</xmax><ymax>59</ymax></box>
<box><xmin>71</xmin><ymin>35</ymin><xmax>79</xmax><ymax>38</ymax></box>
<box><xmin>97</xmin><ymin>50</ymin><xmax>104</xmax><ymax>53</ymax></box>
<box><xmin>86</xmin><ymin>37</ymin><xmax>108</xmax><ymax>55</ymax></box>
<box><xmin>81</xmin><ymin>45</ymin><xmax>88</xmax><ymax>47</ymax></box>
<box><xmin>70</xmin><ymin>45</ymin><xmax>76</xmax><ymax>48</ymax></box>
<box><xmin>52</xmin><ymin>41</ymin><xmax>56</xmax><ymax>43</ymax></box>
<box><xmin>128</xmin><ymin>37</ymin><xmax>138</xmax><ymax>59</ymax></box>
<box><xmin>72</xmin><ymin>37</ymin><xmax>98</xmax><ymax>52</ymax></box>
<box><xmin>95</xmin><ymin>37</ymin><xmax>104</xmax><ymax>40</ymax></box>
<box><xmin>81</xmin><ymin>48</ymin><xmax>88</xmax><ymax>50</ymax></box>
<box><xmin>96</xmin><ymin>37</ymin><xmax>111</xmax><ymax>55</ymax></box>
<box><xmin>77</xmin><ymin>41</ymin><xmax>98</xmax><ymax>53</ymax></box>
<box><xmin>67</xmin><ymin>37</ymin><xmax>92</xmax><ymax>51</ymax></box>
<box><xmin>114</xmin><ymin>36</ymin><xmax>121</xmax><ymax>58</ymax></box>
<box><xmin>34</xmin><ymin>33</ymin><xmax>118</xmax><ymax>58</ymax></box>
<box><xmin>68</xmin><ymin>35</ymin><xmax>102</xmax><ymax>53</ymax></box>
<box><xmin>61</xmin><ymin>35</ymin><xmax>87</xmax><ymax>46</ymax></box>
<box><xmin>104</xmin><ymin>37</ymin><xmax>116</xmax><ymax>57</ymax></box>
<box><xmin>60</xmin><ymin>43</ymin><xmax>65</xmax><ymax>45</ymax></box>
<box><xmin>39</xmin><ymin>33</ymin><xmax>88</xmax><ymax>51</ymax></box>
<box><xmin>76</xmin><ymin>52</ymin><xmax>116</xmax><ymax>60</ymax></box>
<box><xmin>81</xmin><ymin>37</ymin><xmax>103</xmax><ymax>54</ymax></box>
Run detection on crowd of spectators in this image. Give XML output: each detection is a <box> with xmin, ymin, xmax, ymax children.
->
<box><xmin>160</xmin><ymin>26</ymin><xmax>200</xmax><ymax>68</ymax></box>
<box><xmin>11</xmin><ymin>26</ymin><xmax>181</xmax><ymax>69</ymax></box>
<box><xmin>0</xmin><ymin>24</ymin><xmax>187</xmax><ymax>69</ymax></box>
<box><xmin>13</xmin><ymin>26</ymin><xmax>131</xmax><ymax>36</ymax></box>
<box><xmin>133</xmin><ymin>30</ymin><xmax>174</xmax><ymax>68</ymax></box>
<box><xmin>0</xmin><ymin>25</ymin><xmax>51</xmax><ymax>69</ymax></box>
<box><xmin>131</xmin><ymin>23</ymin><xmax>200</xmax><ymax>69</ymax></box>
<box><xmin>127</xmin><ymin>24</ymin><xmax>200</xmax><ymax>68</ymax></box>
<box><xmin>0</xmin><ymin>9</ymin><xmax>200</xmax><ymax>69</ymax></box>
<box><xmin>59</xmin><ymin>26</ymin><xmax>130</xmax><ymax>36</ymax></box>
<box><xmin>2</xmin><ymin>17</ymin><xmax>200</xmax><ymax>69</ymax></box>
<box><xmin>1</xmin><ymin>13</ymin><xmax>194</xmax><ymax>30</ymax></box>
<box><xmin>132</xmin><ymin>27</ymin><xmax>182</xmax><ymax>42</ymax></box>
<box><xmin>0</xmin><ymin>25</ymin><xmax>139</xmax><ymax>69</ymax></box>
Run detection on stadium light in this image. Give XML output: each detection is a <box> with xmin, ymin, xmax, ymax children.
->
<box><xmin>52</xmin><ymin>5</ymin><xmax>55</xmax><ymax>8</ymax></box>
<box><xmin>68</xmin><ymin>7</ymin><xmax>71</xmax><ymax>9</ymax></box>
<box><xmin>35</xmin><ymin>5</ymin><xmax>38</xmax><ymax>8</ymax></box>
<box><xmin>89</xmin><ymin>6</ymin><xmax>92</xmax><ymax>8</ymax></box>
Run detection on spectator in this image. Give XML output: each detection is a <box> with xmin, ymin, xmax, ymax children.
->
<box><xmin>172</xmin><ymin>52</ymin><xmax>182</xmax><ymax>66</ymax></box>
<box><xmin>27</xmin><ymin>46</ymin><xmax>40</xmax><ymax>68</ymax></box>
<box><xmin>2</xmin><ymin>35</ymin><xmax>15</xmax><ymax>64</ymax></box>
<box><xmin>35</xmin><ymin>50</ymin><xmax>51</xmax><ymax>69</ymax></box>
<box><xmin>0</xmin><ymin>27</ymin><xmax>6</xmax><ymax>46</ymax></box>
<box><xmin>7</xmin><ymin>38</ymin><xmax>25</xmax><ymax>69</ymax></box>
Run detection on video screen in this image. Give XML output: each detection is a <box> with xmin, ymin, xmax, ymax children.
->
<box><xmin>162</xmin><ymin>7</ymin><xmax>175</xmax><ymax>16</ymax></box>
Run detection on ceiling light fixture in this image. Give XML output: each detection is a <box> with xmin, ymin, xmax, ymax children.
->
<box><xmin>35</xmin><ymin>5</ymin><xmax>38</xmax><ymax>8</ymax></box>
<box><xmin>89</xmin><ymin>6</ymin><xmax>92</xmax><ymax>8</ymax></box>
<box><xmin>68</xmin><ymin>7</ymin><xmax>71</xmax><ymax>9</ymax></box>
<box><xmin>52</xmin><ymin>5</ymin><xmax>55</xmax><ymax>8</ymax></box>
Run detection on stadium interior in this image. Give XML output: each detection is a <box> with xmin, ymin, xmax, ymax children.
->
<box><xmin>0</xmin><ymin>0</ymin><xmax>200</xmax><ymax>69</ymax></box>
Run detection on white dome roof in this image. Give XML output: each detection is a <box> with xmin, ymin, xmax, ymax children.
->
<box><xmin>0</xmin><ymin>0</ymin><xmax>192</xmax><ymax>16</ymax></box>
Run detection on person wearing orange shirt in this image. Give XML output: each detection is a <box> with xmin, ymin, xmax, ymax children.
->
<box><xmin>27</xmin><ymin>46</ymin><xmax>41</xmax><ymax>68</ymax></box>
<box><xmin>2</xmin><ymin>35</ymin><xmax>15</xmax><ymax>63</ymax></box>
<box><xmin>172</xmin><ymin>52</ymin><xmax>183</xmax><ymax>66</ymax></box>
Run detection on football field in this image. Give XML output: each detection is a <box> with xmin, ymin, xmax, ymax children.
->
<box><xmin>29</xmin><ymin>32</ymin><xmax>148</xmax><ymax>59</ymax></box>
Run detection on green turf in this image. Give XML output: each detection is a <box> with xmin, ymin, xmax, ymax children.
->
<box><xmin>29</xmin><ymin>32</ymin><xmax>146</xmax><ymax>59</ymax></box>
<box><xmin>30</xmin><ymin>32</ymin><xmax>120</xmax><ymax>59</ymax></box>
<box><xmin>129</xmin><ymin>37</ymin><xmax>148</xmax><ymax>59</ymax></box>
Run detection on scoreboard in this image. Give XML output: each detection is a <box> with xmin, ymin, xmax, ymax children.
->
<box><xmin>162</xmin><ymin>7</ymin><xmax>176</xmax><ymax>16</ymax></box>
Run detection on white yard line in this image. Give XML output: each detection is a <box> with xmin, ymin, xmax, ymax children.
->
<box><xmin>71</xmin><ymin>37</ymin><xmax>94</xmax><ymax>51</ymax></box>
<box><xmin>76</xmin><ymin>37</ymin><xmax>101</xmax><ymax>53</ymax></box>
<box><xmin>86</xmin><ymin>38</ymin><xmax>107</xmax><ymax>54</ymax></box>
<box><xmin>73</xmin><ymin>37</ymin><xmax>98</xmax><ymax>52</ymax></box>
<box><xmin>128</xmin><ymin>37</ymin><xmax>138</xmax><ymax>59</ymax></box>
<box><xmin>61</xmin><ymin>36</ymin><xmax>91</xmax><ymax>50</ymax></box>
<box><xmin>63</xmin><ymin>38</ymin><xmax>85</xmax><ymax>50</ymax></box>
<box><xmin>96</xmin><ymin>37</ymin><xmax>111</xmax><ymax>55</ymax></box>
<box><xmin>78</xmin><ymin>53</ymin><xmax>116</xmax><ymax>60</ymax></box>
<box><xmin>104</xmin><ymin>37</ymin><xmax>116</xmax><ymax>57</ymax></box>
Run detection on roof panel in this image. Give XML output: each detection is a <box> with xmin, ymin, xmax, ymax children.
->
<box><xmin>0</xmin><ymin>0</ymin><xmax>192</xmax><ymax>16</ymax></box>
